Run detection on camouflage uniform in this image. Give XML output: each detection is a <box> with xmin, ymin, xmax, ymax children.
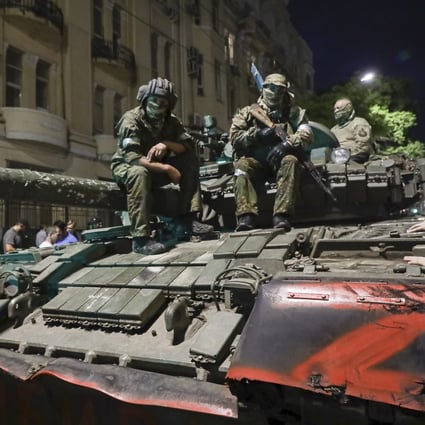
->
<box><xmin>331</xmin><ymin>98</ymin><xmax>373</xmax><ymax>163</ymax></box>
<box><xmin>331</xmin><ymin>116</ymin><xmax>373</xmax><ymax>157</ymax></box>
<box><xmin>230</xmin><ymin>97</ymin><xmax>309</xmax><ymax>219</ymax></box>
<box><xmin>111</xmin><ymin>106</ymin><xmax>200</xmax><ymax>238</ymax></box>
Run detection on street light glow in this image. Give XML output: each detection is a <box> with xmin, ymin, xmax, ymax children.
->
<box><xmin>360</xmin><ymin>72</ymin><xmax>376</xmax><ymax>83</ymax></box>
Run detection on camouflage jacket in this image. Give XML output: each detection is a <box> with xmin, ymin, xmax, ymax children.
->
<box><xmin>230</xmin><ymin>101</ymin><xmax>309</xmax><ymax>160</ymax></box>
<box><xmin>111</xmin><ymin>106</ymin><xmax>194</xmax><ymax>170</ymax></box>
<box><xmin>331</xmin><ymin>116</ymin><xmax>373</xmax><ymax>156</ymax></box>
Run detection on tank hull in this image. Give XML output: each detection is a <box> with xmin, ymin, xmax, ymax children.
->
<box><xmin>1</xmin><ymin>147</ymin><xmax>425</xmax><ymax>424</ymax></box>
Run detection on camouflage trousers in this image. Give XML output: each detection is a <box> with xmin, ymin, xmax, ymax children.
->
<box><xmin>112</xmin><ymin>150</ymin><xmax>200</xmax><ymax>237</ymax></box>
<box><xmin>233</xmin><ymin>155</ymin><xmax>301</xmax><ymax>218</ymax></box>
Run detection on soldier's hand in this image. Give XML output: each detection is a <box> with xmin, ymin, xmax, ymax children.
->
<box><xmin>256</xmin><ymin>127</ymin><xmax>278</xmax><ymax>145</ymax></box>
<box><xmin>290</xmin><ymin>124</ymin><xmax>314</xmax><ymax>148</ymax></box>
<box><xmin>266</xmin><ymin>142</ymin><xmax>290</xmax><ymax>170</ymax></box>
<box><xmin>166</xmin><ymin>165</ymin><xmax>181</xmax><ymax>184</ymax></box>
<box><xmin>147</xmin><ymin>143</ymin><xmax>168</xmax><ymax>161</ymax></box>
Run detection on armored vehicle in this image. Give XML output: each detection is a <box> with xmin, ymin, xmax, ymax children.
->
<box><xmin>0</xmin><ymin>132</ymin><xmax>425</xmax><ymax>425</ymax></box>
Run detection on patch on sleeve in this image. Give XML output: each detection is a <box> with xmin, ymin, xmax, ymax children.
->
<box><xmin>121</xmin><ymin>137</ymin><xmax>140</xmax><ymax>149</ymax></box>
<box><xmin>357</xmin><ymin>127</ymin><xmax>368</xmax><ymax>137</ymax></box>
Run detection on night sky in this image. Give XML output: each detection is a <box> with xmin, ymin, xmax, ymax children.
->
<box><xmin>287</xmin><ymin>0</ymin><xmax>425</xmax><ymax>138</ymax></box>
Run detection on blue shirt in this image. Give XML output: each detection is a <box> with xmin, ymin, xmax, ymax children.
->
<box><xmin>55</xmin><ymin>231</ymin><xmax>78</xmax><ymax>246</ymax></box>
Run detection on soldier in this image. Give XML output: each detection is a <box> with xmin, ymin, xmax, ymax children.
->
<box><xmin>229</xmin><ymin>73</ymin><xmax>313</xmax><ymax>232</ymax></box>
<box><xmin>111</xmin><ymin>77</ymin><xmax>212</xmax><ymax>255</ymax></box>
<box><xmin>330</xmin><ymin>98</ymin><xmax>374</xmax><ymax>163</ymax></box>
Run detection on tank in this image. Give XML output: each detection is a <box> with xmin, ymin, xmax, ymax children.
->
<box><xmin>1</xmin><ymin>133</ymin><xmax>425</xmax><ymax>425</ymax></box>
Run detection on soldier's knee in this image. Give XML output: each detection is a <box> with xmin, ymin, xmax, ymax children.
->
<box><xmin>282</xmin><ymin>154</ymin><xmax>298</xmax><ymax>164</ymax></box>
<box><xmin>127</xmin><ymin>165</ymin><xmax>149</xmax><ymax>186</ymax></box>
<box><xmin>234</xmin><ymin>158</ymin><xmax>251</xmax><ymax>174</ymax></box>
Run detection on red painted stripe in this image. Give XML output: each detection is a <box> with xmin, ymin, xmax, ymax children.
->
<box><xmin>228</xmin><ymin>312</ymin><xmax>425</xmax><ymax>411</ymax></box>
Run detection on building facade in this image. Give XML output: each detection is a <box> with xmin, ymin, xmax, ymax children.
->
<box><xmin>0</xmin><ymin>0</ymin><xmax>313</xmax><ymax>230</ymax></box>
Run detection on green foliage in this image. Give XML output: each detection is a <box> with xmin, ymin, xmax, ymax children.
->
<box><xmin>380</xmin><ymin>140</ymin><xmax>425</xmax><ymax>158</ymax></box>
<box><xmin>298</xmin><ymin>74</ymin><xmax>424</xmax><ymax>158</ymax></box>
<box><xmin>369</xmin><ymin>104</ymin><xmax>416</xmax><ymax>143</ymax></box>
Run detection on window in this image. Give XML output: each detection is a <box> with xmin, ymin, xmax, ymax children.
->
<box><xmin>197</xmin><ymin>57</ymin><xmax>204</xmax><ymax>96</ymax></box>
<box><xmin>36</xmin><ymin>59</ymin><xmax>50</xmax><ymax>110</ymax></box>
<box><xmin>6</xmin><ymin>47</ymin><xmax>23</xmax><ymax>107</ymax></box>
<box><xmin>112</xmin><ymin>4</ymin><xmax>121</xmax><ymax>55</ymax></box>
<box><xmin>211</xmin><ymin>0</ymin><xmax>219</xmax><ymax>32</ymax></box>
<box><xmin>93</xmin><ymin>0</ymin><xmax>103</xmax><ymax>39</ymax></box>
<box><xmin>192</xmin><ymin>0</ymin><xmax>201</xmax><ymax>25</ymax></box>
<box><xmin>164</xmin><ymin>42</ymin><xmax>171</xmax><ymax>79</ymax></box>
<box><xmin>112</xmin><ymin>4</ymin><xmax>121</xmax><ymax>41</ymax></box>
<box><xmin>150</xmin><ymin>32</ymin><xmax>158</xmax><ymax>78</ymax></box>
<box><xmin>228</xmin><ymin>87</ymin><xmax>235</xmax><ymax>119</ymax></box>
<box><xmin>113</xmin><ymin>93</ymin><xmax>123</xmax><ymax>136</ymax></box>
<box><xmin>93</xmin><ymin>86</ymin><xmax>104</xmax><ymax>134</ymax></box>
<box><xmin>214</xmin><ymin>60</ymin><xmax>222</xmax><ymax>101</ymax></box>
<box><xmin>224</xmin><ymin>30</ymin><xmax>235</xmax><ymax>64</ymax></box>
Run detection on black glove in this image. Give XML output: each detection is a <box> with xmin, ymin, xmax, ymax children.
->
<box><xmin>256</xmin><ymin>127</ymin><xmax>278</xmax><ymax>145</ymax></box>
<box><xmin>266</xmin><ymin>141</ymin><xmax>291</xmax><ymax>169</ymax></box>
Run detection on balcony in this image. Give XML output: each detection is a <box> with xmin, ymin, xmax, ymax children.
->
<box><xmin>0</xmin><ymin>0</ymin><xmax>63</xmax><ymax>46</ymax></box>
<box><xmin>92</xmin><ymin>37</ymin><xmax>136</xmax><ymax>81</ymax></box>
<box><xmin>1</xmin><ymin>107</ymin><xmax>67</xmax><ymax>150</ymax></box>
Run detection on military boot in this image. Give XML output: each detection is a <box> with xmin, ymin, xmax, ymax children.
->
<box><xmin>272</xmin><ymin>214</ymin><xmax>291</xmax><ymax>231</ymax></box>
<box><xmin>236</xmin><ymin>213</ymin><xmax>256</xmax><ymax>232</ymax></box>
<box><xmin>175</xmin><ymin>213</ymin><xmax>215</xmax><ymax>241</ymax></box>
<box><xmin>192</xmin><ymin>218</ymin><xmax>214</xmax><ymax>236</ymax></box>
<box><xmin>132</xmin><ymin>237</ymin><xmax>167</xmax><ymax>255</ymax></box>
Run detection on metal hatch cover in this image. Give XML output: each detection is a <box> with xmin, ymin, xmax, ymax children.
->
<box><xmin>227</xmin><ymin>279</ymin><xmax>425</xmax><ymax>412</ymax></box>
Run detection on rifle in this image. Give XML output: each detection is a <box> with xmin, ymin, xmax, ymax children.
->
<box><xmin>250</xmin><ymin>104</ymin><xmax>337</xmax><ymax>203</ymax></box>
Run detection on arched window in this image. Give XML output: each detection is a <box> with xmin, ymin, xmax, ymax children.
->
<box><xmin>93</xmin><ymin>0</ymin><xmax>103</xmax><ymax>39</ymax></box>
<box><xmin>164</xmin><ymin>42</ymin><xmax>171</xmax><ymax>79</ymax></box>
<box><xmin>150</xmin><ymin>32</ymin><xmax>158</xmax><ymax>78</ymax></box>
<box><xmin>113</xmin><ymin>93</ymin><xmax>123</xmax><ymax>136</ymax></box>
<box><xmin>5</xmin><ymin>47</ymin><xmax>23</xmax><ymax>107</ymax></box>
<box><xmin>93</xmin><ymin>85</ymin><xmax>105</xmax><ymax>134</ymax></box>
<box><xmin>36</xmin><ymin>59</ymin><xmax>50</xmax><ymax>110</ymax></box>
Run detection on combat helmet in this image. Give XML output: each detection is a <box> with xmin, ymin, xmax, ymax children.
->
<box><xmin>261</xmin><ymin>73</ymin><xmax>292</xmax><ymax>109</ymax></box>
<box><xmin>263</xmin><ymin>73</ymin><xmax>289</xmax><ymax>89</ymax></box>
<box><xmin>136</xmin><ymin>77</ymin><xmax>178</xmax><ymax>110</ymax></box>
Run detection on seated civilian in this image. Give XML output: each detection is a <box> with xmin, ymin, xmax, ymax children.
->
<box><xmin>39</xmin><ymin>226</ymin><xmax>59</xmax><ymax>248</ymax></box>
<box><xmin>3</xmin><ymin>218</ymin><xmax>29</xmax><ymax>253</ymax></box>
<box><xmin>35</xmin><ymin>224</ymin><xmax>48</xmax><ymax>247</ymax></box>
<box><xmin>67</xmin><ymin>219</ymin><xmax>82</xmax><ymax>241</ymax></box>
<box><xmin>54</xmin><ymin>220</ymin><xmax>78</xmax><ymax>246</ymax></box>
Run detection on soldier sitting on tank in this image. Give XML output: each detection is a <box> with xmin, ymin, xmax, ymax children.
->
<box><xmin>229</xmin><ymin>73</ymin><xmax>313</xmax><ymax>232</ymax></box>
<box><xmin>330</xmin><ymin>98</ymin><xmax>374</xmax><ymax>164</ymax></box>
<box><xmin>111</xmin><ymin>77</ymin><xmax>213</xmax><ymax>255</ymax></box>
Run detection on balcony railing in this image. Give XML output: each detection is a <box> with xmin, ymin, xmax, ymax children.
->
<box><xmin>0</xmin><ymin>0</ymin><xmax>63</xmax><ymax>31</ymax></box>
<box><xmin>92</xmin><ymin>37</ymin><xmax>136</xmax><ymax>71</ymax></box>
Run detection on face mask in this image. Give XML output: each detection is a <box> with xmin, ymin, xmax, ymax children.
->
<box><xmin>262</xmin><ymin>84</ymin><xmax>285</xmax><ymax>109</ymax></box>
<box><xmin>145</xmin><ymin>96</ymin><xmax>169</xmax><ymax>120</ymax></box>
<box><xmin>334</xmin><ymin>102</ymin><xmax>354</xmax><ymax>126</ymax></box>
